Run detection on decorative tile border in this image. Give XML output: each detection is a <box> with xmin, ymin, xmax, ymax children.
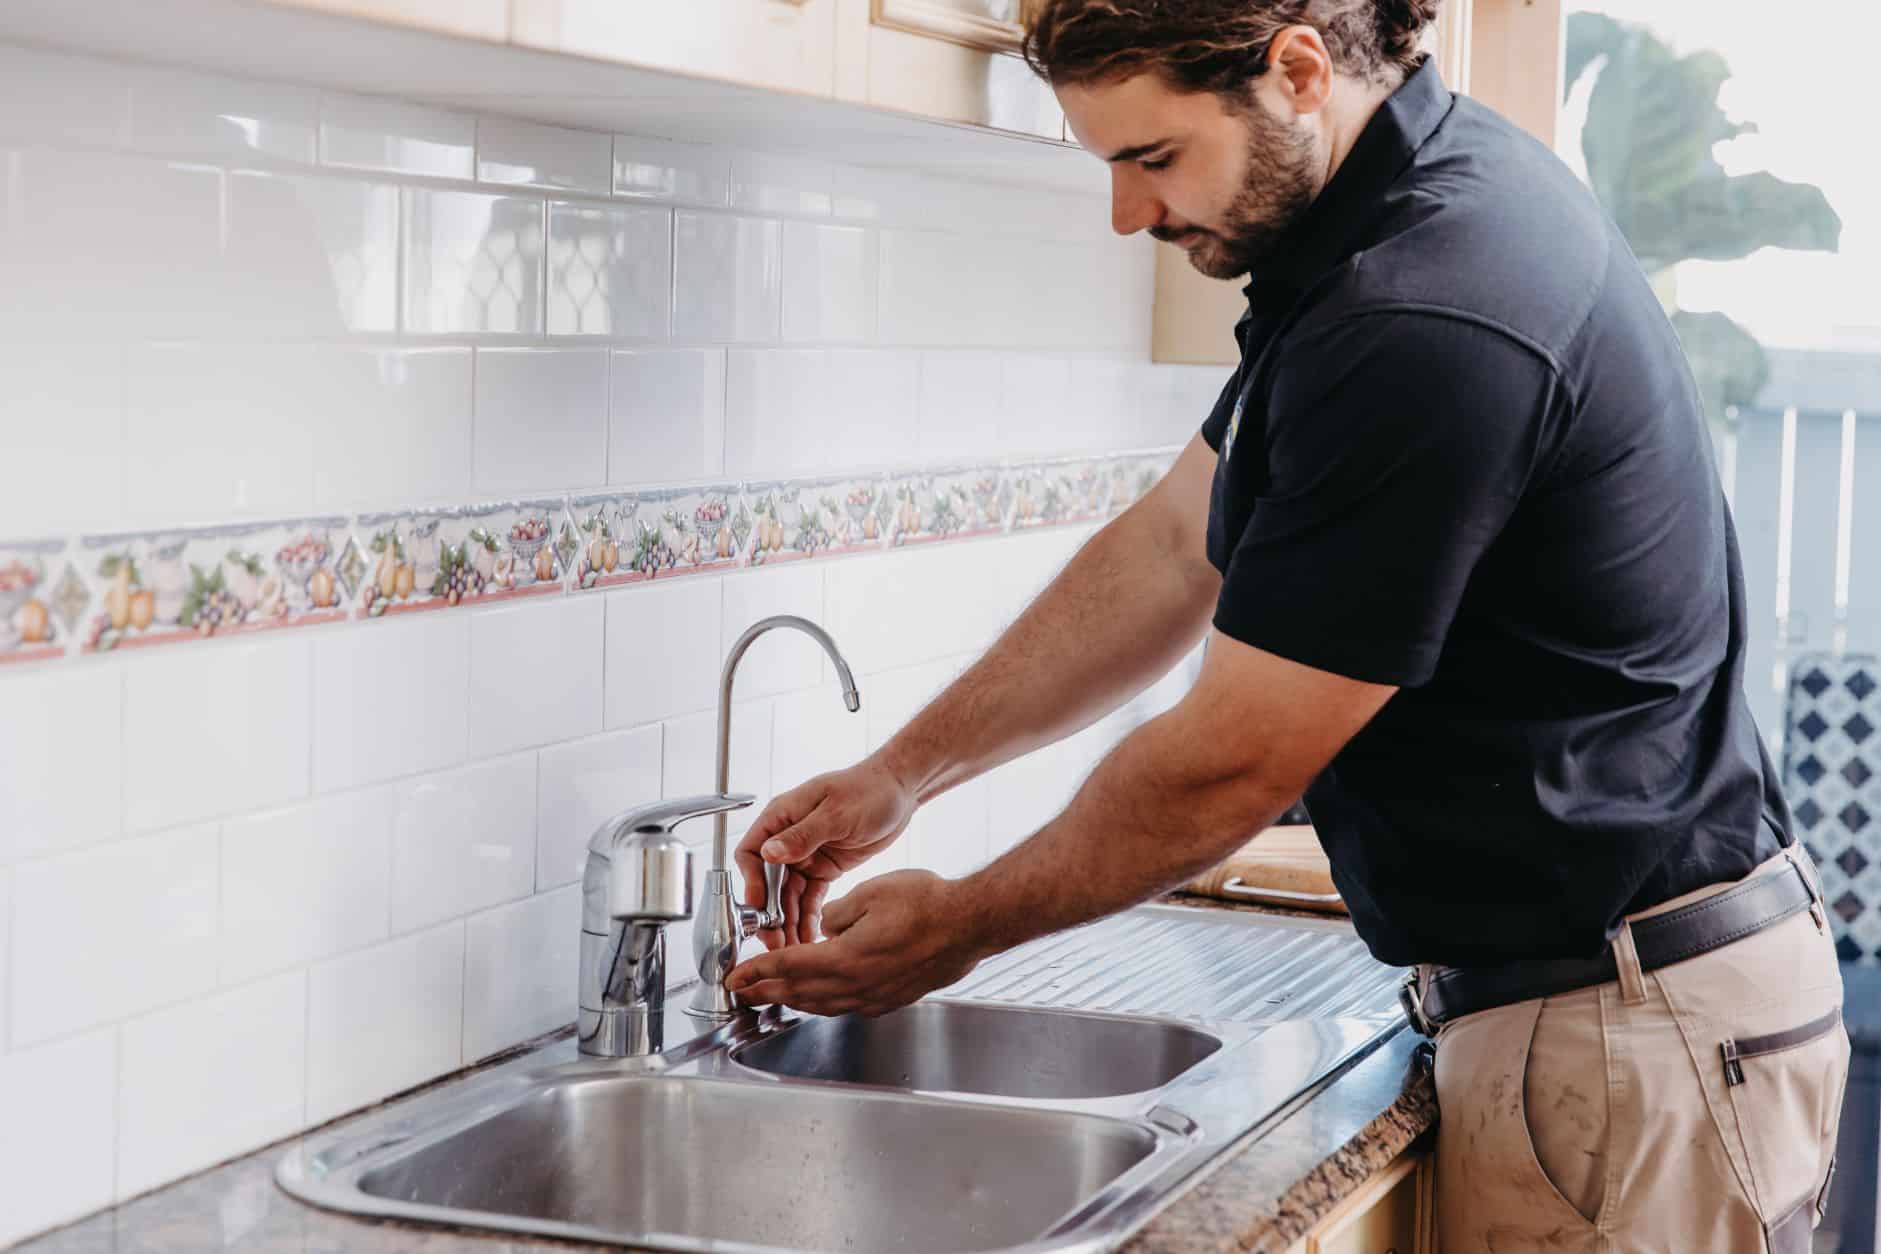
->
<box><xmin>0</xmin><ymin>447</ymin><xmax>1180</xmax><ymax>669</ymax></box>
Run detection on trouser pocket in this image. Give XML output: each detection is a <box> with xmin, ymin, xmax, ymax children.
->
<box><xmin>1715</xmin><ymin>1005</ymin><xmax>1850</xmax><ymax>1251</ymax></box>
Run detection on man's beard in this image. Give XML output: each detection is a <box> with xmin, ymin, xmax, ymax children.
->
<box><xmin>1153</xmin><ymin>105</ymin><xmax>1322</xmax><ymax>281</ymax></box>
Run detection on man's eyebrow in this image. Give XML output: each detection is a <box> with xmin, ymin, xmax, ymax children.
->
<box><xmin>1105</xmin><ymin>139</ymin><xmax>1174</xmax><ymax>163</ymax></box>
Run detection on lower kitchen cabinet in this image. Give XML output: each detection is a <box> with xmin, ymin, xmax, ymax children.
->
<box><xmin>1286</xmin><ymin>1148</ymin><xmax>1434</xmax><ymax>1254</ymax></box>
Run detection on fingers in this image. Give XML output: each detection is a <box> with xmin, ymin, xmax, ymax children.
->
<box><xmin>797</xmin><ymin>879</ymin><xmax>830</xmax><ymax>945</ymax></box>
<box><xmin>781</xmin><ymin>869</ymin><xmax>808</xmax><ymax>943</ymax></box>
<box><xmin>821</xmin><ymin>883</ymin><xmax>869</xmax><ymax>937</ymax></box>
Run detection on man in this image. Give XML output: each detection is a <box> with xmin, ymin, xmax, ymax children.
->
<box><xmin>726</xmin><ymin>1</ymin><xmax>1850</xmax><ymax>1248</ymax></box>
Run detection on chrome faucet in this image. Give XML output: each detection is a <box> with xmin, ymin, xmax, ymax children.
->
<box><xmin>578</xmin><ymin>793</ymin><xmax>753</xmax><ymax>1057</ymax></box>
<box><xmin>688</xmin><ymin>615</ymin><xmax>861</xmax><ymax>1019</ymax></box>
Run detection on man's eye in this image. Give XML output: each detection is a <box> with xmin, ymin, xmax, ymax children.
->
<box><xmin>1140</xmin><ymin>155</ymin><xmax>1173</xmax><ymax>172</ymax></box>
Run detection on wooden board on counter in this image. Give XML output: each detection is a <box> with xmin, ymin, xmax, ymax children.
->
<box><xmin>1185</xmin><ymin>824</ymin><xmax>1346</xmax><ymax>914</ymax></box>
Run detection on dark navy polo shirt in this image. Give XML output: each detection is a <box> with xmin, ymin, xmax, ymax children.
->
<box><xmin>1200</xmin><ymin>57</ymin><xmax>1790</xmax><ymax>968</ymax></box>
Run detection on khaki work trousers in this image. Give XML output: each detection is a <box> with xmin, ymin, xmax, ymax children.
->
<box><xmin>1433</xmin><ymin>846</ymin><xmax>1851</xmax><ymax>1253</ymax></box>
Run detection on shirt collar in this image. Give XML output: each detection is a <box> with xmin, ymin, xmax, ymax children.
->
<box><xmin>1244</xmin><ymin>56</ymin><xmax>1453</xmax><ymax>296</ymax></box>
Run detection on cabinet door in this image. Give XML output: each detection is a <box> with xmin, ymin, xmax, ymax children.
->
<box><xmin>512</xmin><ymin>0</ymin><xmax>838</xmax><ymax>98</ymax></box>
<box><xmin>836</xmin><ymin>0</ymin><xmax>1063</xmax><ymax>138</ymax></box>
<box><xmin>1309</xmin><ymin>1154</ymin><xmax>1429</xmax><ymax>1254</ymax></box>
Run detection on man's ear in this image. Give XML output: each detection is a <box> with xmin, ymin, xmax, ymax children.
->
<box><xmin>1264</xmin><ymin>24</ymin><xmax>1336</xmax><ymax>115</ymax></box>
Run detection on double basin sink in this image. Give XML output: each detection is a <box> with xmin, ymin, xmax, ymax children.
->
<box><xmin>276</xmin><ymin>906</ymin><xmax>1406</xmax><ymax>1253</ymax></box>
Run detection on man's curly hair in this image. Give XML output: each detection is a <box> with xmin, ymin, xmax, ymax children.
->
<box><xmin>1022</xmin><ymin>0</ymin><xmax>1441</xmax><ymax>93</ymax></box>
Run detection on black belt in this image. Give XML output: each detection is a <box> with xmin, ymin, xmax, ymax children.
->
<box><xmin>1399</xmin><ymin>859</ymin><xmax>1822</xmax><ymax>1036</ymax></box>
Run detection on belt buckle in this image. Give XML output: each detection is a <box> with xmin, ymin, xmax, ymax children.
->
<box><xmin>1399</xmin><ymin>970</ymin><xmax>1436</xmax><ymax>1037</ymax></box>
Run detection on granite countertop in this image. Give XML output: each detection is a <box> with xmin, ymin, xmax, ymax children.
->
<box><xmin>17</xmin><ymin>895</ymin><xmax>1437</xmax><ymax>1254</ymax></box>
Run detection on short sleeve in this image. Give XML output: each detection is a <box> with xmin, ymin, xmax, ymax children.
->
<box><xmin>1212</xmin><ymin>312</ymin><xmax>1558</xmax><ymax>687</ymax></box>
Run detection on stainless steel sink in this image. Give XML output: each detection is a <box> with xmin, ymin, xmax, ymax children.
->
<box><xmin>353</xmin><ymin>1072</ymin><xmax>1160</xmax><ymax>1253</ymax></box>
<box><xmin>278</xmin><ymin>906</ymin><xmax>1408</xmax><ymax>1253</ymax></box>
<box><xmin>733</xmin><ymin>1000</ymin><xmax>1221</xmax><ymax>1100</ymax></box>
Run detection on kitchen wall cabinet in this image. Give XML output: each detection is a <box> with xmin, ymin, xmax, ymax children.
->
<box><xmin>1150</xmin><ymin>0</ymin><xmax>1563</xmax><ymax>365</ymax></box>
<box><xmin>510</xmin><ymin>0</ymin><xmax>840</xmax><ymax>99</ymax></box>
<box><xmin>834</xmin><ymin>0</ymin><xmax>1063</xmax><ymax>139</ymax></box>
<box><xmin>1286</xmin><ymin>1150</ymin><xmax>1435</xmax><ymax>1254</ymax></box>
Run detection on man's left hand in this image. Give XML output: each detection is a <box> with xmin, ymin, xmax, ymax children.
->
<box><xmin>726</xmin><ymin>869</ymin><xmax>986</xmax><ymax>1017</ymax></box>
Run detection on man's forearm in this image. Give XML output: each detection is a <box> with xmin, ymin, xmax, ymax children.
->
<box><xmin>956</xmin><ymin>697</ymin><xmax>1297</xmax><ymax>955</ymax></box>
<box><xmin>876</xmin><ymin>498</ymin><xmax>1218</xmax><ymax>805</ymax></box>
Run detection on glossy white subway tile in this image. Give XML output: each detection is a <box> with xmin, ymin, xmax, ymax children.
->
<box><xmin>469</xmin><ymin>596</ymin><xmax>603</xmax><ymax>758</ymax></box>
<box><xmin>0</xmin><ymin>1030</ymin><xmax>116</xmax><ymax>1246</ymax></box>
<box><xmin>672</xmin><ymin>211</ymin><xmax>780</xmax><ymax>343</ymax></box>
<box><xmin>826</xmin><ymin>350</ymin><xmax>919</xmax><ymax>469</ymax></box>
<box><xmin>122</xmin><ymin>344</ymin><xmax>321</xmax><ymax>526</ymax></box>
<box><xmin>0</xmin><ymin>866</ymin><xmax>10</xmax><ymax>1049</ymax></box>
<box><xmin>122</xmin><ymin>637</ymin><xmax>312</xmax><ymax>834</ymax></box>
<box><xmin>720</xmin><ymin>566</ymin><xmax>827</xmax><ymax>700</ymax></box>
<box><xmin>608</xmin><ymin>349</ymin><xmax>726</xmax><ymax>485</ymax></box>
<box><xmin>613</xmin><ymin>135</ymin><xmax>730</xmax><ymax>205</ymax></box>
<box><xmin>471</xmin><ymin>347</ymin><xmax>608</xmax><ymax>495</ymax></box>
<box><xmin>781</xmin><ymin>222</ymin><xmax>873</xmax><ymax>343</ymax></box>
<box><xmin>0</xmin><ymin>344</ymin><xmax>126</xmax><ymax>538</ymax></box>
<box><xmin>546</xmin><ymin>201</ymin><xmax>670</xmax><ymax>338</ymax></box>
<box><xmin>0</xmin><ymin>45</ymin><xmax>130</xmax><ymax>149</ymax></box>
<box><xmin>0</xmin><ymin>659</ymin><xmax>122</xmax><ymax>863</ymax></box>
<box><xmin>306</xmin><ymin>920</ymin><xmax>464</xmax><ymax>1124</ymax></box>
<box><xmin>876</xmin><ymin>228</ymin><xmax>1004</xmax><ymax>347</ymax></box>
<box><xmin>130</xmin><ymin>66</ymin><xmax>318</xmax><ymax>163</ymax></box>
<box><xmin>823</xmin><ymin>546</ymin><xmax>1003</xmax><ymax>676</ymax></box>
<box><xmin>771</xmin><ymin>685</ymin><xmax>869</xmax><ymax>801</ymax></box>
<box><xmin>906</xmin><ymin>779</ymin><xmax>991</xmax><ymax>879</ymax></box>
<box><xmin>315</xmin><ymin>348</ymin><xmax>474</xmax><ymax>512</ymax></box>
<box><xmin>388</xmin><ymin>754</ymin><xmax>536</xmax><ymax>934</ymax></box>
<box><xmin>312</xmin><ymin>614</ymin><xmax>470</xmax><ymax>793</ymax></box>
<box><xmin>462</xmin><ymin>885</ymin><xmax>579</xmax><ymax>1062</ymax></box>
<box><xmin>116</xmin><ymin>970</ymin><xmax>307</xmax><ymax>1201</ymax></box>
<box><xmin>226</xmin><ymin>172</ymin><xmax>399</xmax><ymax>335</ymax></box>
<box><xmin>476</xmin><ymin>117</ymin><xmax>611</xmax><ymax>193</ymax></box>
<box><xmin>220</xmin><ymin>790</ymin><xmax>393</xmax><ymax>985</ymax></box>
<box><xmin>319</xmin><ymin>91</ymin><xmax>475</xmax><ymax>179</ymax></box>
<box><xmin>999</xmin><ymin>353</ymin><xmax>1075</xmax><ymax>457</ymax></box>
<box><xmin>604</xmin><ymin>578</ymin><xmax>722</xmax><ymax>728</ymax></box>
<box><xmin>402</xmin><ymin>188</ymin><xmax>545</xmax><ymax>334</ymax></box>
<box><xmin>0</xmin><ymin>152</ymin><xmax>223</xmax><ymax>341</ymax></box>
<box><xmin>11</xmin><ymin>822</ymin><xmax>219</xmax><ymax>1046</ymax></box>
<box><xmin>729</xmin><ymin>151</ymin><xmax>833</xmax><ymax>216</ymax></box>
<box><xmin>662</xmin><ymin>699</ymin><xmax>772</xmax><ymax>849</ymax></box>
<box><xmin>917</xmin><ymin>351</ymin><xmax>1005</xmax><ymax>462</ymax></box>
<box><xmin>536</xmin><ymin>724</ymin><xmax>663</xmax><ymax>890</ymax></box>
<box><xmin>723</xmin><ymin>349</ymin><xmax>826</xmax><ymax>478</ymax></box>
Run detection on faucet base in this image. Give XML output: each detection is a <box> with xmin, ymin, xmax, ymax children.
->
<box><xmin>685</xmin><ymin>980</ymin><xmax>743</xmax><ymax>1020</ymax></box>
<box><xmin>578</xmin><ymin>1004</ymin><xmax>663</xmax><ymax>1057</ymax></box>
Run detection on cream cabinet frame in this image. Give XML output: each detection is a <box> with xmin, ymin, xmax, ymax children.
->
<box><xmin>1150</xmin><ymin>0</ymin><xmax>1567</xmax><ymax>364</ymax></box>
<box><xmin>871</xmin><ymin>0</ymin><xmax>1025</xmax><ymax>54</ymax></box>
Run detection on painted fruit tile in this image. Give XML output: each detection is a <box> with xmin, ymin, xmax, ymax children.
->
<box><xmin>0</xmin><ymin>538</ymin><xmax>72</xmax><ymax>666</ymax></box>
<box><xmin>746</xmin><ymin>474</ymin><xmax>887</xmax><ymax>566</ymax></box>
<box><xmin>355</xmin><ymin>509</ymin><xmax>453</xmax><ymax>618</ymax></box>
<box><xmin>79</xmin><ymin>519</ymin><xmax>349</xmax><ymax>654</ymax></box>
<box><xmin>619</xmin><ymin>483</ymin><xmax>749</xmax><ymax>582</ymax></box>
<box><xmin>1104</xmin><ymin>451</ymin><xmax>1169</xmax><ymax>518</ymax></box>
<box><xmin>886</xmin><ymin>464</ymin><xmax>1010</xmax><ymax>548</ymax></box>
<box><xmin>567</xmin><ymin>491</ymin><xmax>637</xmax><ymax>592</ymax></box>
<box><xmin>1010</xmin><ymin>458</ymin><xmax>1111</xmax><ymax>531</ymax></box>
<box><xmin>459</xmin><ymin>498</ymin><xmax>569</xmax><ymax>602</ymax></box>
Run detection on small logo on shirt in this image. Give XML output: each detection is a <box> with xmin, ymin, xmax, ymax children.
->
<box><xmin>1223</xmin><ymin>389</ymin><xmax>1246</xmax><ymax>462</ymax></box>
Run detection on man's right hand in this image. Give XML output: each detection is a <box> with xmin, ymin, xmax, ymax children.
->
<box><xmin>734</xmin><ymin>757</ymin><xmax>918</xmax><ymax>949</ymax></box>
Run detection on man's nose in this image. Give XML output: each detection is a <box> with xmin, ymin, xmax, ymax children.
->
<box><xmin>1109</xmin><ymin>167</ymin><xmax>1164</xmax><ymax>236</ymax></box>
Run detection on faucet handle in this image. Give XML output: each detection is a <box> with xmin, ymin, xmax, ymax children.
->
<box><xmin>602</xmin><ymin>792</ymin><xmax>757</xmax><ymax>842</ymax></box>
<box><xmin>763</xmin><ymin>861</ymin><xmax>786</xmax><ymax>930</ymax></box>
<box><xmin>588</xmin><ymin>793</ymin><xmax>755</xmax><ymax>924</ymax></box>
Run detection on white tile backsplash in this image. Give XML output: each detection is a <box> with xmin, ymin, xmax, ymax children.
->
<box><xmin>0</xmin><ymin>40</ymin><xmax>1175</xmax><ymax>1218</ymax></box>
<box><xmin>614</xmin><ymin>134</ymin><xmax>730</xmax><ymax>205</ymax></box>
<box><xmin>604</xmin><ymin>578</ymin><xmax>723</xmax><ymax>726</ymax></box>
<box><xmin>312</xmin><ymin>614</ymin><xmax>470</xmax><ymax>793</ymax></box>
<box><xmin>131</xmin><ymin>67</ymin><xmax>318</xmax><ymax>164</ymax></box>
<box><xmin>0</xmin><ymin>1030</ymin><xmax>117</xmax><ymax>1245</ymax></box>
<box><xmin>609</xmin><ymin>349</ymin><xmax>727</xmax><ymax>484</ymax></box>
<box><xmin>116</xmin><ymin>970</ymin><xmax>308</xmax><ymax>1200</ymax></box>
<box><xmin>462</xmin><ymin>885</ymin><xmax>579</xmax><ymax>1061</ymax></box>
<box><xmin>306</xmin><ymin>920</ymin><xmax>464</xmax><ymax>1124</ymax></box>
<box><xmin>477</xmin><ymin>117</ymin><xmax>611</xmax><ymax>193</ymax></box>
<box><xmin>471</xmin><ymin>347</ymin><xmax>609</xmax><ymax>495</ymax></box>
<box><xmin>782</xmin><ymin>222</ymin><xmax>874</xmax><ymax>343</ymax></box>
<box><xmin>547</xmin><ymin>202</ymin><xmax>671</xmax><ymax>338</ymax></box>
<box><xmin>11</xmin><ymin>822</ymin><xmax>219</xmax><ymax>1046</ymax></box>
<box><xmin>226</xmin><ymin>172</ymin><xmax>399</xmax><ymax>335</ymax></box>
<box><xmin>403</xmin><ymin>188</ymin><xmax>546</xmax><ymax>334</ymax></box>
<box><xmin>319</xmin><ymin>92</ymin><xmax>475</xmax><ymax>179</ymax></box>
<box><xmin>220</xmin><ymin>790</ymin><xmax>393</xmax><ymax>985</ymax></box>
<box><xmin>389</xmin><ymin>754</ymin><xmax>537</xmax><ymax>933</ymax></box>
<box><xmin>0</xmin><ymin>665</ymin><xmax>122</xmax><ymax>862</ymax></box>
<box><xmin>122</xmin><ymin>638</ymin><xmax>312</xmax><ymax>834</ymax></box>
<box><xmin>469</xmin><ymin>596</ymin><xmax>604</xmax><ymax>757</ymax></box>
<box><xmin>537</xmin><ymin>724</ymin><xmax>664</xmax><ymax>890</ymax></box>
<box><xmin>673</xmin><ymin>211</ymin><xmax>781</xmax><ymax>343</ymax></box>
